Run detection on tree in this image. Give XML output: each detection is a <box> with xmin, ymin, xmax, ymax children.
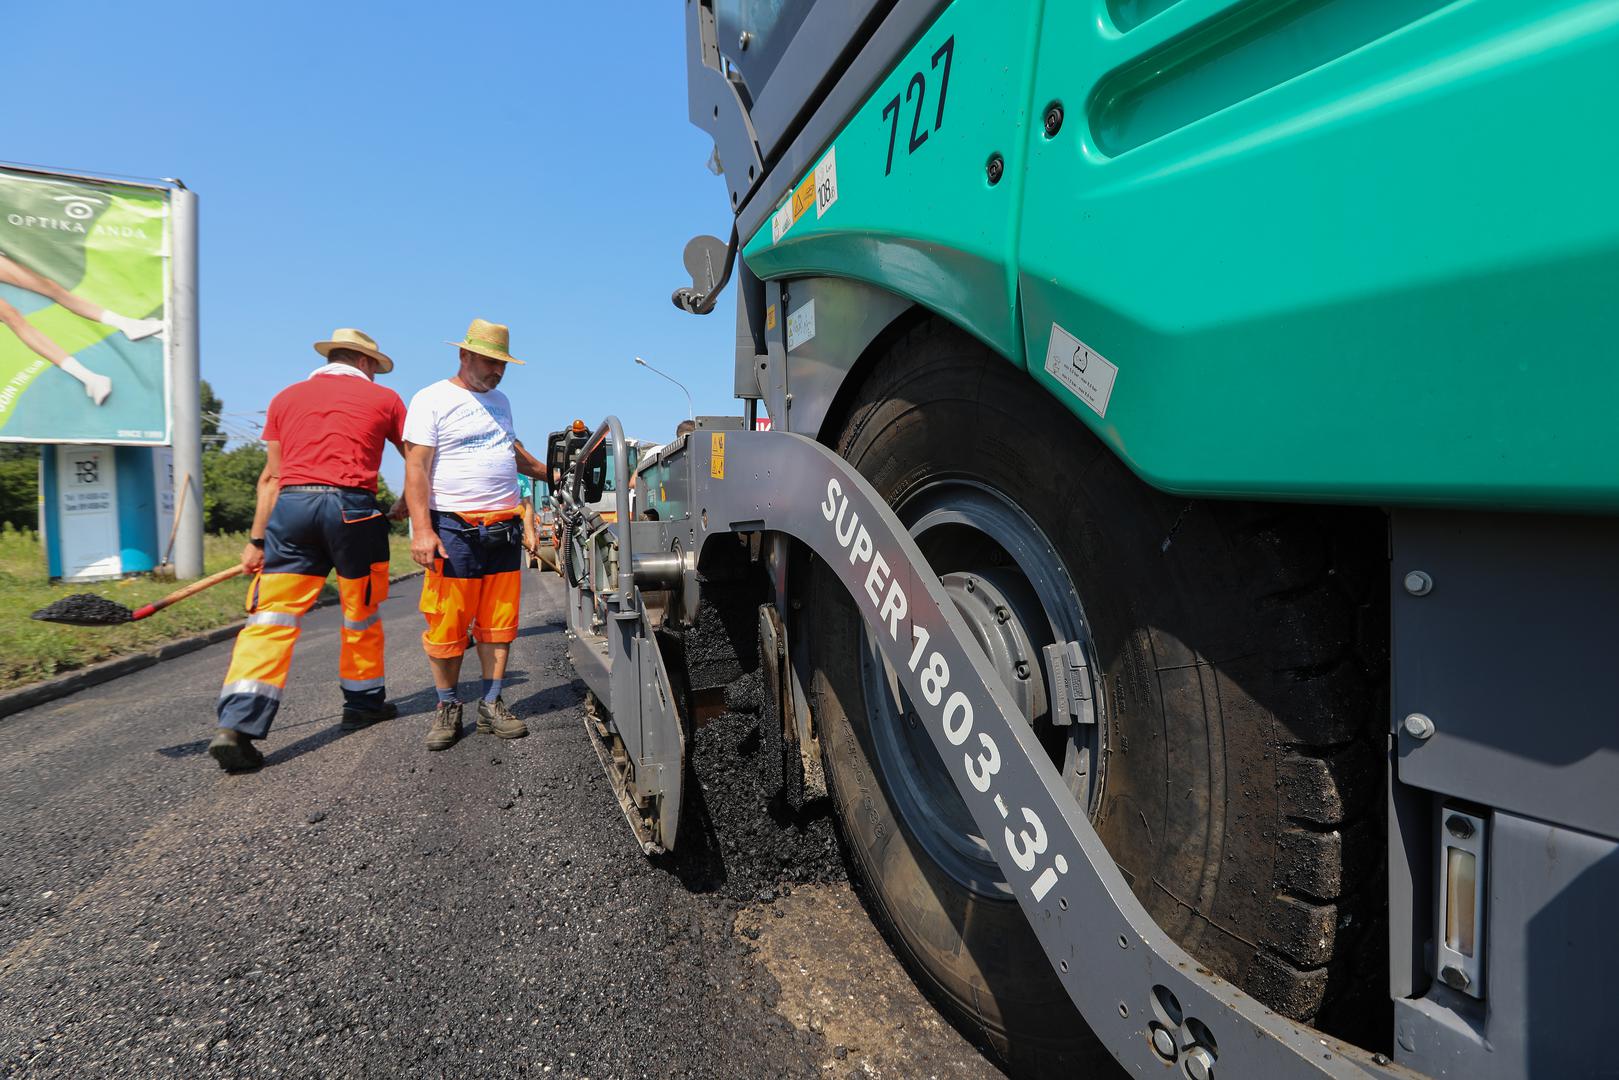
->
<box><xmin>0</xmin><ymin>444</ymin><xmax>39</xmax><ymax>530</ymax></box>
<box><xmin>202</xmin><ymin>442</ymin><xmax>266</xmax><ymax>534</ymax></box>
<box><xmin>199</xmin><ymin>382</ymin><xmax>264</xmax><ymax>534</ymax></box>
<box><xmin>376</xmin><ymin>475</ymin><xmax>407</xmax><ymax>535</ymax></box>
<box><xmin>200</xmin><ymin>379</ymin><xmax>223</xmax><ymax>447</ymax></box>
<box><xmin>0</xmin><ymin>383</ymin><xmax>265</xmax><ymax>535</ymax></box>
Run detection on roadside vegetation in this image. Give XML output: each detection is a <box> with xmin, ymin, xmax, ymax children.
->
<box><xmin>0</xmin><ymin>527</ymin><xmax>417</xmax><ymax>691</ymax></box>
<box><xmin>0</xmin><ymin>382</ymin><xmax>415</xmax><ymax>692</ymax></box>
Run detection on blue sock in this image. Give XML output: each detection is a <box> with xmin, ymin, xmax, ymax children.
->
<box><xmin>482</xmin><ymin>678</ymin><xmax>502</xmax><ymax>704</ymax></box>
<box><xmin>436</xmin><ymin>686</ymin><xmax>459</xmax><ymax>705</ymax></box>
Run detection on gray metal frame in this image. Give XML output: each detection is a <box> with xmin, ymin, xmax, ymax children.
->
<box><xmin>562</xmin><ymin>418</ymin><xmax>685</xmax><ymax>854</ymax></box>
<box><xmin>1391</xmin><ymin>511</ymin><xmax>1619</xmax><ymax>841</ymax></box>
<box><xmin>768</xmin><ymin>276</ymin><xmax>912</xmax><ymax>438</ymax></box>
<box><xmin>685</xmin><ymin>0</ymin><xmax>764</xmax><ymax>214</ymax></box>
<box><xmin>685</xmin><ymin>0</ymin><xmax>948</xmax><ymax>235</ymax></box>
<box><xmin>1385</xmin><ymin>509</ymin><xmax>1619</xmax><ymax>1078</ymax></box>
<box><xmin>561</xmin><ymin>418</ymin><xmax>1413</xmax><ymax>1079</ymax></box>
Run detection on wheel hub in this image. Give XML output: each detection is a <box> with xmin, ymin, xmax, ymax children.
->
<box><xmin>861</xmin><ymin>480</ymin><xmax>1106</xmax><ymax>899</ymax></box>
<box><xmin>940</xmin><ymin>569</ymin><xmax>1052</xmax><ymax>726</ymax></box>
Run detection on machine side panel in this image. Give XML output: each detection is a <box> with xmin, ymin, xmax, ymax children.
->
<box><xmin>1392</xmin><ymin>812</ymin><xmax>1619</xmax><ymax>1079</ymax></box>
<box><xmin>744</xmin><ymin>0</ymin><xmax>1619</xmax><ymax>511</ymax></box>
<box><xmin>741</xmin><ymin>0</ymin><xmax>1043</xmax><ymax>364</ymax></box>
<box><xmin>1018</xmin><ymin>0</ymin><xmax>1619</xmax><ymax>510</ymax></box>
<box><xmin>1390</xmin><ymin>510</ymin><xmax>1619</xmax><ymax>841</ymax></box>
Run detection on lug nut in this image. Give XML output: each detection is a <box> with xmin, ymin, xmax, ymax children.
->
<box><xmin>1404</xmin><ymin>570</ymin><xmax>1433</xmax><ymax>596</ymax></box>
<box><xmin>1184</xmin><ymin>1046</ymin><xmax>1215</xmax><ymax>1080</ymax></box>
<box><xmin>995</xmin><ymin>606</ymin><xmax>1010</xmax><ymax>624</ymax></box>
<box><xmin>1043</xmin><ymin>102</ymin><xmax>1064</xmax><ymax>138</ymax></box>
<box><xmin>985</xmin><ymin>154</ymin><xmax>1004</xmax><ymax>186</ymax></box>
<box><xmin>1403</xmin><ymin>713</ymin><xmax>1435</xmax><ymax>740</ymax></box>
<box><xmin>1151</xmin><ymin>1025</ymin><xmax>1177</xmax><ymax>1062</ymax></box>
<box><xmin>1015</xmin><ymin>660</ymin><xmax>1030</xmax><ymax>680</ymax></box>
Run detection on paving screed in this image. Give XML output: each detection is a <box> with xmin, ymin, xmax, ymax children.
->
<box><xmin>0</xmin><ymin>569</ymin><xmax>1001</xmax><ymax>1078</ymax></box>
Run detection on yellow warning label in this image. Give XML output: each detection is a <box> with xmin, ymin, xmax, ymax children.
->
<box><xmin>765</xmin><ymin>304</ymin><xmax>777</xmax><ymax>331</ymax></box>
<box><xmin>710</xmin><ymin>432</ymin><xmax>726</xmax><ymax>480</ymax></box>
<box><xmin>791</xmin><ymin>177</ymin><xmax>816</xmax><ymax>220</ymax></box>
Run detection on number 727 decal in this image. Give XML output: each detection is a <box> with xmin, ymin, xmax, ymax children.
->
<box><xmin>881</xmin><ymin>36</ymin><xmax>954</xmax><ymax>177</ymax></box>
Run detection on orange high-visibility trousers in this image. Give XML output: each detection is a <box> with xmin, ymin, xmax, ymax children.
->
<box><xmin>218</xmin><ymin>487</ymin><xmax>391</xmax><ymax>739</ymax></box>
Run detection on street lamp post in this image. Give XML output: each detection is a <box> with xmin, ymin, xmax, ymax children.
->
<box><xmin>633</xmin><ymin>356</ymin><xmax>695</xmax><ymax>421</ymax></box>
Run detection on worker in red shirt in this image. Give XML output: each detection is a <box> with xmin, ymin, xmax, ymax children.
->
<box><xmin>209</xmin><ymin>328</ymin><xmax>409</xmax><ymax>772</ymax></box>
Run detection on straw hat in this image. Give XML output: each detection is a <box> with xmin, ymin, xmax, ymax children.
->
<box><xmin>313</xmin><ymin>327</ymin><xmax>393</xmax><ymax>373</ymax></box>
<box><xmin>447</xmin><ymin>318</ymin><xmax>526</xmax><ymax>365</ymax></box>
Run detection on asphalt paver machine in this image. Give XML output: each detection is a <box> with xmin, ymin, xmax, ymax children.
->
<box><xmin>554</xmin><ymin>3</ymin><xmax>1619</xmax><ymax>1076</ymax></box>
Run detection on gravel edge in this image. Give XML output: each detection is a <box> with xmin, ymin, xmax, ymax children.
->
<box><xmin>0</xmin><ymin>570</ymin><xmax>426</xmax><ymax>721</ymax></box>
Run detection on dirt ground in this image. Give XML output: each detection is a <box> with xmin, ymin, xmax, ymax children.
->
<box><xmin>736</xmin><ymin>883</ymin><xmax>1004</xmax><ymax>1079</ymax></box>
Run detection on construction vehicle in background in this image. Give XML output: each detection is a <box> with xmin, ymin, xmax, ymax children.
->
<box><xmin>553</xmin><ymin>3</ymin><xmax>1619</xmax><ymax>1077</ymax></box>
<box><xmin>534</xmin><ymin>498</ymin><xmax>559</xmax><ymax>573</ymax></box>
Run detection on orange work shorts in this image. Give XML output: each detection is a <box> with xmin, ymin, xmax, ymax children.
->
<box><xmin>420</xmin><ymin>508</ymin><xmax>523</xmax><ymax>658</ymax></box>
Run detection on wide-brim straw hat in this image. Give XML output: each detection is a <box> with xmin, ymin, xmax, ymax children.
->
<box><xmin>447</xmin><ymin>317</ymin><xmax>526</xmax><ymax>365</ymax></box>
<box><xmin>313</xmin><ymin>327</ymin><xmax>394</xmax><ymax>373</ymax></box>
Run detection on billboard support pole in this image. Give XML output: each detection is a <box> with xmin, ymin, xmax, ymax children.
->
<box><xmin>169</xmin><ymin>185</ymin><xmax>203</xmax><ymax>580</ymax></box>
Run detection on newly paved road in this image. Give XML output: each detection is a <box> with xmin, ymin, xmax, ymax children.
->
<box><xmin>0</xmin><ymin>569</ymin><xmax>999</xmax><ymax>1078</ymax></box>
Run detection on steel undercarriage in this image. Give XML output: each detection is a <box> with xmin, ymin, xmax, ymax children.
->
<box><xmin>555</xmin><ymin>416</ymin><xmax>1428</xmax><ymax>1079</ymax></box>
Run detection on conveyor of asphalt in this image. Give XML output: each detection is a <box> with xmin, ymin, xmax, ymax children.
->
<box><xmin>0</xmin><ymin>569</ymin><xmax>1002</xmax><ymax>1078</ymax></box>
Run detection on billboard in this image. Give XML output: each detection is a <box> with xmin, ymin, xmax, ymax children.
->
<box><xmin>0</xmin><ymin>165</ymin><xmax>171</xmax><ymax>445</ymax></box>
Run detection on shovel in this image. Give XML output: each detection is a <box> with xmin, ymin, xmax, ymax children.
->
<box><xmin>31</xmin><ymin>565</ymin><xmax>247</xmax><ymax>626</ymax></box>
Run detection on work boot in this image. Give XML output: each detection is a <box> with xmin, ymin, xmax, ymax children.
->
<box><xmin>341</xmin><ymin>701</ymin><xmax>399</xmax><ymax>730</ymax></box>
<box><xmin>208</xmin><ymin>728</ymin><xmax>264</xmax><ymax>773</ymax></box>
<box><xmin>425</xmin><ymin>701</ymin><xmax>462</xmax><ymax>751</ymax></box>
<box><xmin>476</xmin><ymin>696</ymin><xmax>528</xmax><ymax>739</ymax></box>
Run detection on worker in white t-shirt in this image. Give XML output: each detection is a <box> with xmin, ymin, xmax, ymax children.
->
<box><xmin>403</xmin><ymin>318</ymin><xmax>550</xmax><ymax>752</ymax></box>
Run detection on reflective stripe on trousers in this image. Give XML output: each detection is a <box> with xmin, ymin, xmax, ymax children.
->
<box><xmin>217</xmin><ymin>487</ymin><xmax>393</xmax><ymax>738</ymax></box>
<box><xmin>218</xmin><ymin>572</ymin><xmax>324</xmax><ymax>738</ymax></box>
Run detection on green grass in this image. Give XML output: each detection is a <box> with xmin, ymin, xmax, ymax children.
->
<box><xmin>0</xmin><ymin>526</ymin><xmax>419</xmax><ymax>691</ymax></box>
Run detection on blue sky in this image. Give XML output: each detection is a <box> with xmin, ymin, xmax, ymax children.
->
<box><xmin>4</xmin><ymin>1</ymin><xmax>737</xmax><ymax>492</ymax></box>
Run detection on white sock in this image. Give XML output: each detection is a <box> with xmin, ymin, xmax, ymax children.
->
<box><xmin>98</xmin><ymin>311</ymin><xmax>164</xmax><ymax>341</ymax></box>
<box><xmin>59</xmin><ymin>357</ymin><xmax>112</xmax><ymax>405</ymax></box>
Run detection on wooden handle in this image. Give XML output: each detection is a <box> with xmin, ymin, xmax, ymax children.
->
<box><xmin>131</xmin><ymin>564</ymin><xmax>247</xmax><ymax>620</ymax></box>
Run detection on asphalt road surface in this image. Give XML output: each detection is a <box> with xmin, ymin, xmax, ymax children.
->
<box><xmin>0</xmin><ymin>569</ymin><xmax>1002</xmax><ymax>1079</ymax></box>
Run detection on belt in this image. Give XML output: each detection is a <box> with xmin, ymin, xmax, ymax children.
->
<box><xmin>436</xmin><ymin>511</ymin><xmax>521</xmax><ymax>547</ymax></box>
<box><xmin>282</xmin><ymin>484</ymin><xmax>371</xmax><ymax>494</ymax></box>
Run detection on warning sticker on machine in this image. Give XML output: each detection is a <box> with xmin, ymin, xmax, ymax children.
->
<box><xmin>814</xmin><ymin>147</ymin><xmax>838</xmax><ymax>216</ymax></box>
<box><xmin>770</xmin><ymin>202</ymin><xmax>793</xmax><ymax>244</ymax></box>
<box><xmin>786</xmin><ymin>300</ymin><xmax>816</xmax><ymax>351</ymax></box>
<box><xmin>711</xmin><ymin>432</ymin><xmax>725</xmax><ymax>479</ymax></box>
<box><xmin>770</xmin><ymin>145</ymin><xmax>837</xmax><ymax>244</ymax></box>
<box><xmin>791</xmin><ymin>176</ymin><xmax>816</xmax><ymax>220</ymax></box>
<box><xmin>1044</xmin><ymin>323</ymin><xmax>1118</xmax><ymax>419</ymax></box>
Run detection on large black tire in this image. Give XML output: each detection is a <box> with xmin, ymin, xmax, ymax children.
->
<box><xmin>809</xmin><ymin>318</ymin><xmax>1385</xmax><ymax>1076</ymax></box>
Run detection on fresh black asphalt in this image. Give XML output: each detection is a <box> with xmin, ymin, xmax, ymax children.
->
<box><xmin>0</xmin><ymin>570</ymin><xmax>867</xmax><ymax>1078</ymax></box>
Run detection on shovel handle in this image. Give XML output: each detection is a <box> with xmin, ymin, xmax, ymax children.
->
<box><xmin>130</xmin><ymin>564</ymin><xmax>247</xmax><ymax>621</ymax></box>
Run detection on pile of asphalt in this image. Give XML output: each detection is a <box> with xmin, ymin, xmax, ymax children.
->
<box><xmin>680</xmin><ymin>585</ymin><xmax>760</xmax><ymax>691</ymax></box>
<box><xmin>29</xmin><ymin>594</ymin><xmax>132</xmax><ymax>626</ymax></box>
<box><xmin>672</xmin><ymin>705</ymin><xmax>846</xmax><ymax>905</ymax></box>
<box><xmin>666</xmin><ymin>559</ymin><xmax>847</xmax><ymax>904</ymax></box>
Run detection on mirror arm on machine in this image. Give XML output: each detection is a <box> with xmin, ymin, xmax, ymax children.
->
<box><xmin>671</xmin><ymin>228</ymin><xmax>738</xmax><ymax>315</ymax></box>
